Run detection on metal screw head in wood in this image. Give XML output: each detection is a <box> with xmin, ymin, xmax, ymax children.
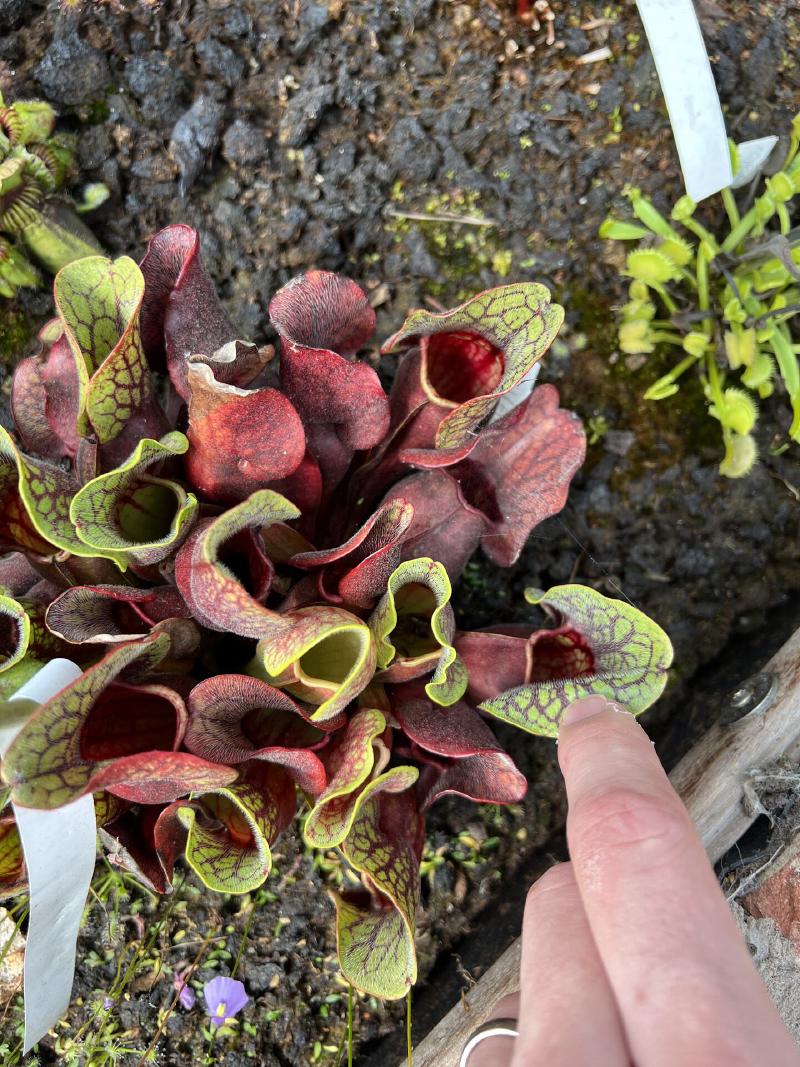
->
<box><xmin>721</xmin><ymin>671</ymin><xmax>778</xmax><ymax>726</ymax></box>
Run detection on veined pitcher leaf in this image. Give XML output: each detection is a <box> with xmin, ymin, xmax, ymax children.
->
<box><xmin>304</xmin><ymin>709</ymin><xmax>416</xmax><ymax>849</ymax></box>
<box><xmin>289</xmin><ymin>499</ymin><xmax>414</xmax><ymax>610</ymax></box>
<box><xmin>0</xmin><ymin>816</ymin><xmax>25</xmax><ymax>893</ymax></box>
<box><xmin>382</xmin><ymin>283</ymin><xmax>564</xmax><ymax>448</ymax></box>
<box><xmin>0</xmin><ymin>426</ymin><xmax>127</xmax><ymax>566</ymax></box>
<box><xmin>334</xmin><ymin>791</ymin><xmax>422</xmax><ymax>1000</ymax></box>
<box><xmin>70</xmin><ymin>432</ymin><xmax>198</xmax><ymax>566</ymax></box>
<box><xmin>369</xmin><ymin>557</ymin><xmax>467</xmax><ymax>706</ymax></box>
<box><xmin>391</xmin><ymin>685</ymin><xmax>526</xmax><ymax>810</ymax></box>
<box><xmin>185</xmin><ymin>362</ymin><xmax>306</xmax><ymax>503</ymax></box>
<box><xmin>174</xmin><ymin>489</ymin><xmax>298</xmax><ymax>639</ymax></box>
<box><xmin>0</xmin><ymin>592</ymin><xmax>30</xmax><ymax>673</ymax></box>
<box><xmin>401</xmin><ymin>384</ymin><xmax>586</xmax><ymax>567</ymax></box>
<box><xmin>185</xmin><ymin>674</ymin><xmax>327</xmax><ymax>794</ymax></box>
<box><xmin>252</xmin><ymin>605</ymin><xmax>376</xmax><ymax>723</ymax></box>
<box><xmin>46</xmin><ymin>584</ymin><xmax>190</xmax><ymax>645</ymax></box>
<box><xmin>1</xmin><ymin>633</ymin><xmax>235</xmax><ymax>808</ymax></box>
<box><xmin>138</xmin><ymin>224</ymin><xmax>235</xmax><ymax>397</ymax></box>
<box><xmin>479</xmin><ymin>584</ymin><xmax>673</xmax><ymax>737</ymax></box>
<box><xmin>269</xmin><ymin>272</ymin><xmax>388</xmax><ymax>456</ymax></box>
<box><xmin>54</xmin><ymin>254</ymin><xmax>153</xmax><ymax>443</ymax></box>
<box><xmin>164</xmin><ymin>762</ymin><xmax>296</xmax><ymax>894</ymax></box>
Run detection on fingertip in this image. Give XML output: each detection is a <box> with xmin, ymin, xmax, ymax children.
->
<box><xmin>557</xmin><ymin>699</ymin><xmax>659</xmax><ymax>785</ymax></box>
<box><xmin>560</xmin><ymin>695</ymin><xmax>632</xmax><ymax>730</ymax></box>
<box><xmin>560</xmin><ymin>695</ymin><xmax>612</xmax><ymax>727</ymax></box>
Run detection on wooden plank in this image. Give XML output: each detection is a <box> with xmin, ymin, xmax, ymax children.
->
<box><xmin>404</xmin><ymin>626</ymin><xmax>800</xmax><ymax>1067</ymax></box>
<box><xmin>671</xmin><ymin>627</ymin><xmax>800</xmax><ymax>857</ymax></box>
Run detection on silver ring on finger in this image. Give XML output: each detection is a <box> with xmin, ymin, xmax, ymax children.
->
<box><xmin>459</xmin><ymin>1017</ymin><xmax>519</xmax><ymax>1067</ymax></box>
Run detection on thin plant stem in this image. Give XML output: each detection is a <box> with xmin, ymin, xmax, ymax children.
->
<box><xmin>721</xmin><ymin>186</ymin><xmax>740</xmax><ymax>230</ymax></box>
<box><xmin>721</xmin><ymin>208</ymin><xmax>757</xmax><ymax>253</ymax></box>
<box><xmin>136</xmin><ymin>926</ymin><xmax>217</xmax><ymax>1067</ymax></box>
<box><xmin>0</xmin><ymin>904</ymin><xmax>27</xmax><ymax>973</ymax></box>
<box><xmin>230</xmin><ymin>902</ymin><xmax>255</xmax><ymax>980</ymax></box>
<box><xmin>649</xmin><ymin>331</ymin><xmax>687</xmax><ymax>346</ymax></box>
<box><xmin>649</xmin><ymin>282</ymin><xmax>678</xmax><ymax>315</ymax></box>
<box><xmin>660</xmin><ymin>351</ymin><xmax>702</xmax><ymax>387</ymax></box>
<box><xmin>406</xmin><ymin>988</ymin><xmax>413</xmax><ymax>1066</ymax></box>
<box><xmin>679</xmin><ymin>216</ymin><xmax>718</xmax><ymax>251</ymax></box>
<box><xmin>73</xmin><ymin>874</ymin><xmax>186</xmax><ymax>1049</ymax></box>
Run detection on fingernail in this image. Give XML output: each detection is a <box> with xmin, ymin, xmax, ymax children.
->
<box><xmin>561</xmin><ymin>695</ymin><xmax>613</xmax><ymax>727</ymax></box>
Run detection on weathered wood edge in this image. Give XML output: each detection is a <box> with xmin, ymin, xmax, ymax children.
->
<box><xmin>403</xmin><ymin>626</ymin><xmax>800</xmax><ymax>1067</ymax></box>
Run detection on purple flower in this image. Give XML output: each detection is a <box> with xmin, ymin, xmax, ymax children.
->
<box><xmin>102</xmin><ymin>997</ymin><xmax>114</xmax><ymax>1011</ymax></box>
<box><xmin>179</xmin><ymin>984</ymin><xmax>196</xmax><ymax>1010</ymax></box>
<box><xmin>173</xmin><ymin>966</ymin><xmax>197</xmax><ymax>1010</ymax></box>
<box><xmin>203</xmin><ymin>976</ymin><xmax>248</xmax><ymax>1028</ymax></box>
<box><xmin>175</xmin><ymin>981</ymin><xmax>196</xmax><ymax>1011</ymax></box>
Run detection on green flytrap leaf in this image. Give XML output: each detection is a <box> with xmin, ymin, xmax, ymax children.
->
<box><xmin>70</xmin><ymin>432</ymin><xmax>198</xmax><ymax>566</ymax></box>
<box><xmin>0</xmin><ymin>426</ymin><xmax>126</xmax><ymax>565</ymax></box>
<box><xmin>5</xmin><ymin>100</ymin><xmax>56</xmax><ymax>145</ymax></box>
<box><xmin>601</xmin><ymin>119</ymin><xmax>800</xmax><ymax>476</ymax></box>
<box><xmin>334</xmin><ymin>793</ymin><xmax>421</xmax><ymax>1000</ymax></box>
<box><xmin>0</xmin><ymin>238</ymin><xmax>40</xmax><ymax>291</ymax></box>
<box><xmin>370</xmin><ymin>557</ymin><xmax>467</xmax><ymax>706</ymax></box>
<box><xmin>54</xmin><ymin>254</ymin><xmax>151</xmax><ymax>443</ymax></box>
<box><xmin>252</xmin><ymin>606</ymin><xmax>377</xmax><ymax>723</ymax></box>
<box><xmin>480</xmin><ymin>584</ymin><xmax>673</xmax><ymax>737</ymax></box>
<box><xmin>304</xmin><ymin>708</ymin><xmax>418</xmax><ymax>849</ymax></box>
<box><xmin>18</xmin><ymin>202</ymin><xmax>102</xmax><ymax>277</ymax></box>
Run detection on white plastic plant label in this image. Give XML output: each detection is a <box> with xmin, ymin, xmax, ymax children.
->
<box><xmin>730</xmin><ymin>135</ymin><xmax>780</xmax><ymax>188</ymax></box>
<box><xmin>636</xmin><ymin>0</ymin><xmax>733</xmax><ymax>201</ymax></box>
<box><xmin>0</xmin><ymin>659</ymin><xmax>96</xmax><ymax>1054</ymax></box>
<box><xmin>488</xmin><ymin>363</ymin><xmax>540</xmax><ymax>423</ymax></box>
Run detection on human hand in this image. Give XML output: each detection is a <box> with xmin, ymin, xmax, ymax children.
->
<box><xmin>464</xmin><ymin>696</ymin><xmax>800</xmax><ymax>1067</ymax></box>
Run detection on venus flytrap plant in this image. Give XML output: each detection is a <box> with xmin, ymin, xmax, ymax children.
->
<box><xmin>0</xmin><ymin>92</ymin><xmax>107</xmax><ymax>301</ymax></box>
<box><xmin>0</xmin><ymin>225</ymin><xmax>672</xmax><ymax>1000</ymax></box>
<box><xmin>602</xmin><ymin>115</ymin><xmax>800</xmax><ymax>477</ymax></box>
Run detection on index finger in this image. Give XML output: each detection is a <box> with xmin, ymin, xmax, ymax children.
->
<box><xmin>558</xmin><ymin>696</ymin><xmax>799</xmax><ymax>1067</ymax></box>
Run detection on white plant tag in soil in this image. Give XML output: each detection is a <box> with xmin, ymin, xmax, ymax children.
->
<box><xmin>0</xmin><ymin>659</ymin><xmax>95</xmax><ymax>1054</ymax></box>
<box><xmin>636</xmin><ymin>0</ymin><xmax>733</xmax><ymax>201</ymax></box>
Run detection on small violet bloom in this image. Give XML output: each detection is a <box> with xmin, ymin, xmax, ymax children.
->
<box><xmin>203</xmin><ymin>976</ymin><xmax>248</xmax><ymax>1028</ymax></box>
<box><xmin>174</xmin><ymin>975</ymin><xmax>196</xmax><ymax>1011</ymax></box>
<box><xmin>102</xmin><ymin>997</ymin><xmax>114</xmax><ymax>1011</ymax></box>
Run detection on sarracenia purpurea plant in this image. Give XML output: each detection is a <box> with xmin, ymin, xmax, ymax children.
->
<box><xmin>0</xmin><ymin>226</ymin><xmax>671</xmax><ymax>997</ymax></box>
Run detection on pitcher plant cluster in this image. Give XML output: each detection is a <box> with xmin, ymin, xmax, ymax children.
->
<box><xmin>0</xmin><ymin>93</ymin><xmax>107</xmax><ymax>300</ymax></box>
<box><xmin>601</xmin><ymin>114</ymin><xmax>800</xmax><ymax>478</ymax></box>
<box><xmin>0</xmin><ymin>226</ymin><xmax>671</xmax><ymax>998</ymax></box>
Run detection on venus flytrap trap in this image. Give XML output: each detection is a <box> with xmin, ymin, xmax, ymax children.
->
<box><xmin>601</xmin><ymin>114</ymin><xmax>800</xmax><ymax>477</ymax></box>
<box><xmin>0</xmin><ymin>223</ymin><xmax>671</xmax><ymax>1006</ymax></box>
<box><xmin>0</xmin><ymin>92</ymin><xmax>107</xmax><ymax>301</ymax></box>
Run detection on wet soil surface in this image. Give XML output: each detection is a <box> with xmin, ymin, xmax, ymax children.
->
<box><xmin>1</xmin><ymin>1</ymin><xmax>799</xmax><ymax>1063</ymax></box>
